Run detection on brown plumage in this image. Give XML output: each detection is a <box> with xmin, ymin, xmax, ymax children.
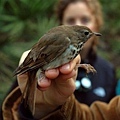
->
<box><xmin>14</xmin><ymin>25</ymin><xmax>101</xmax><ymax>115</ymax></box>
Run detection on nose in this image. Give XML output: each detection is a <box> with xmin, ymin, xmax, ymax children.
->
<box><xmin>75</xmin><ymin>19</ymin><xmax>83</xmax><ymax>26</ymax></box>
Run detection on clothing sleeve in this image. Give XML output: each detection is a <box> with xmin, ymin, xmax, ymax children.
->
<box><xmin>42</xmin><ymin>95</ymin><xmax>120</xmax><ymax>120</ymax></box>
<box><xmin>2</xmin><ymin>87</ymin><xmax>120</xmax><ymax>120</ymax></box>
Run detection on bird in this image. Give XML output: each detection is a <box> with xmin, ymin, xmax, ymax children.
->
<box><xmin>14</xmin><ymin>25</ymin><xmax>101</xmax><ymax>115</ymax></box>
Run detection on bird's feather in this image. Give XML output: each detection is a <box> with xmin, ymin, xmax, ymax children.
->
<box><xmin>14</xmin><ymin>27</ymin><xmax>72</xmax><ymax>75</ymax></box>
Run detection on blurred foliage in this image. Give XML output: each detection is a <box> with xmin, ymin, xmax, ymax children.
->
<box><xmin>0</xmin><ymin>0</ymin><xmax>58</xmax><ymax>104</ymax></box>
<box><xmin>0</xmin><ymin>0</ymin><xmax>120</xmax><ymax>104</ymax></box>
<box><xmin>99</xmin><ymin>0</ymin><xmax>120</xmax><ymax>77</ymax></box>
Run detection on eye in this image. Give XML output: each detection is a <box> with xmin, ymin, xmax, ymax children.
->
<box><xmin>81</xmin><ymin>16</ymin><xmax>91</xmax><ymax>25</ymax></box>
<box><xmin>84</xmin><ymin>31</ymin><xmax>89</xmax><ymax>36</ymax></box>
<box><xmin>66</xmin><ymin>17</ymin><xmax>75</xmax><ymax>25</ymax></box>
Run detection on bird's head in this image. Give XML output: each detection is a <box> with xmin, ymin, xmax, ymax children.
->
<box><xmin>72</xmin><ymin>25</ymin><xmax>101</xmax><ymax>43</ymax></box>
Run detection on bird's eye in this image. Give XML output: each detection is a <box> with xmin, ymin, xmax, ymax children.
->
<box><xmin>84</xmin><ymin>31</ymin><xmax>89</xmax><ymax>36</ymax></box>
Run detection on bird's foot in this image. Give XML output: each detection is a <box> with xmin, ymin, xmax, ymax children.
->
<box><xmin>76</xmin><ymin>64</ymin><xmax>97</xmax><ymax>74</ymax></box>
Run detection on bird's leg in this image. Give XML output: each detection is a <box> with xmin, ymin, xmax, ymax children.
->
<box><xmin>23</xmin><ymin>71</ymin><xmax>38</xmax><ymax>116</ymax></box>
<box><xmin>76</xmin><ymin>64</ymin><xmax>97</xmax><ymax>74</ymax></box>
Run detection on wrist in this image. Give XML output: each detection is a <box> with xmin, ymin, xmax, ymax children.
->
<box><xmin>33</xmin><ymin>89</ymin><xmax>60</xmax><ymax>119</ymax></box>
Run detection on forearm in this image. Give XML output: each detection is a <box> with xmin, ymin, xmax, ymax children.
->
<box><xmin>33</xmin><ymin>83</ymin><xmax>75</xmax><ymax>119</ymax></box>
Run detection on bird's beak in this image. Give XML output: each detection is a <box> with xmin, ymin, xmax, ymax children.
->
<box><xmin>93</xmin><ymin>32</ymin><xmax>102</xmax><ymax>36</ymax></box>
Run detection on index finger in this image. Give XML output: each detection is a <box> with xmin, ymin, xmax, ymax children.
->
<box><xmin>59</xmin><ymin>55</ymin><xmax>81</xmax><ymax>74</ymax></box>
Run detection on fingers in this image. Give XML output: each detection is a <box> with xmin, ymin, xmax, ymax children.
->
<box><xmin>37</xmin><ymin>63</ymin><xmax>76</xmax><ymax>91</ymax></box>
<box><xmin>45</xmin><ymin>55</ymin><xmax>80</xmax><ymax>78</ymax></box>
<box><xmin>18</xmin><ymin>55</ymin><xmax>81</xmax><ymax>92</ymax></box>
<box><xmin>38</xmin><ymin>55</ymin><xmax>81</xmax><ymax>90</ymax></box>
<box><xmin>37</xmin><ymin>77</ymin><xmax>51</xmax><ymax>91</ymax></box>
<box><xmin>45</xmin><ymin>68</ymin><xmax>59</xmax><ymax>79</ymax></box>
<box><xmin>59</xmin><ymin>55</ymin><xmax>80</xmax><ymax>74</ymax></box>
<box><xmin>38</xmin><ymin>64</ymin><xmax>73</xmax><ymax>90</ymax></box>
<box><xmin>37</xmin><ymin>68</ymin><xmax>59</xmax><ymax>90</ymax></box>
<box><xmin>56</xmin><ymin>69</ymin><xmax>77</xmax><ymax>82</ymax></box>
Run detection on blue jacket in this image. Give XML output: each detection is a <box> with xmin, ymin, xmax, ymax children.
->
<box><xmin>74</xmin><ymin>53</ymin><xmax>117</xmax><ymax>106</ymax></box>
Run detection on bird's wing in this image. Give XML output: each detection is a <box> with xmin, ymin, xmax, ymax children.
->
<box><xmin>14</xmin><ymin>31</ymin><xmax>71</xmax><ymax>75</ymax></box>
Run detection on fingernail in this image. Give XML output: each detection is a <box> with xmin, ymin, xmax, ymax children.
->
<box><xmin>46</xmin><ymin>69</ymin><xmax>57</xmax><ymax>74</ymax></box>
<box><xmin>61</xmin><ymin>63</ymin><xmax>70</xmax><ymax>70</ymax></box>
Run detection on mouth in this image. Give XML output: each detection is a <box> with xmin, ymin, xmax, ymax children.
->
<box><xmin>93</xmin><ymin>32</ymin><xmax>102</xmax><ymax>36</ymax></box>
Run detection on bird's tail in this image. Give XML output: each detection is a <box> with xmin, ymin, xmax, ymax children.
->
<box><xmin>13</xmin><ymin>65</ymin><xmax>30</xmax><ymax>76</ymax></box>
<box><xmin>21</xmin><ymin>70</ymin><xmax>37</xmax><ymax>115</ymax></box>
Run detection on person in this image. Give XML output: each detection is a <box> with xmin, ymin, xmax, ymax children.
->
<box><xmin>2</xmin><ymin>54</ymin><xmax>120</xmax><ymax>120</ymax></box>
<box><xmin>55</xmin><ymin>0</ymin><xmax>117</xmax><ymax>105</ymax></box>
<box><xmin>1</xmin><ymin>0</ymin><xmax>118</xmax><ymax>119</ymax></box>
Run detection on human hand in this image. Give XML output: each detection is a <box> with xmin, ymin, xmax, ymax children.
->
<box><xmin>17</xmin><ymin>55</ymin><xmax>80</xmax><ymax>118</ymax></box>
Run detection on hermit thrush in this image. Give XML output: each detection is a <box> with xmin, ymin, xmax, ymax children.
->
<box><xmin>14</xmin><ymin>25</ymin><xmax>101</xmax><ymax>115</ymax></box>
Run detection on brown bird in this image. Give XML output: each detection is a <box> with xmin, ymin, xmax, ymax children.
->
<box><xmin>14</xmin><ymin>25</ymin><xmax>101</xmax><ymax>115</ymax></box>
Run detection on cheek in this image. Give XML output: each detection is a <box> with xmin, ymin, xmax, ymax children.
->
<box><xmin>83</xmin><ymin>37</ymin><xmax>94</xmax><ymax>48</ymax></box>
<box><xmin>86</xmin><ymin>22</ymin><xmax>97</xmax><ymax>32</ymax></box>
<box><xmin>87</xmin><ymin>18</ymin><xmax>98</xmax><ymax>32</ymax></box>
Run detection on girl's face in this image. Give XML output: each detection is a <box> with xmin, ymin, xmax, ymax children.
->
<box><xmin>62</xmin><ymin>1</ymin><xmax>98</xmax><ymax>32</ymax></box>
<box><xmin>62</xmin><ymin>1</ymin><xmax>98</xmax><ymax>59</ymax></box>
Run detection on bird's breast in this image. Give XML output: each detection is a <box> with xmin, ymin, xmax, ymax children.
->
<box><xmin>42</xmin><ymin>44</ymin><xmax>79</xmax><ymax>70</ymax></box>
